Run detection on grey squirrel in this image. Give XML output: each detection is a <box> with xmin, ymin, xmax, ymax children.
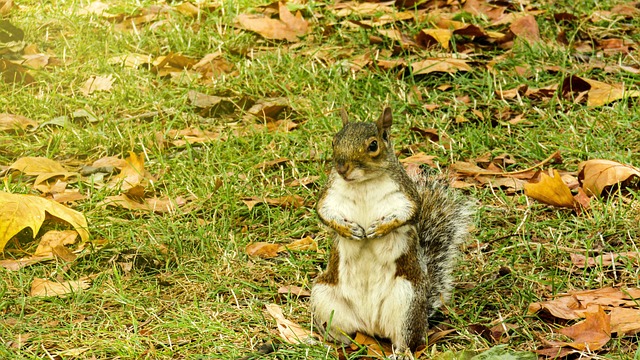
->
<box><xmin>310</xmin><ymin>107</ymin><xmax>472</xmax><ymax>352</ymax></box>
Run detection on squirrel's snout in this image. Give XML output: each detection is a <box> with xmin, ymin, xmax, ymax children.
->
<box><xmin>335</xmin><ymin>161</ymin><xmax>352</xmax><ymax>178</ymax></box>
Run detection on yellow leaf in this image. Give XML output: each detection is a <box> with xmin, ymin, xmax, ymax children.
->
<box><xmin>9</xmin><ymin>156</ymin><xmax>79</xmax><ymax>185</ymax></box>
<box><xmin>30</xmin><ymin>277</ymin><xmax>91</xmax><ymax>297</ymax></box>
<box><xmin>0</xmin><ymin>191</ymin><xmax>89</xmax><ymax>252</ymax></box>
<box><xmin>524</xmin><ymin>170</ymin><xmax>576</xmax><ymax>208</ymax></box>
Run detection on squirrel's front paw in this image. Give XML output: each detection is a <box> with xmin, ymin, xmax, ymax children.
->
<box><xmin>366</xmin><ymin>214</ymin><xmax>400</xmax><ymax>238</ymax></box>
<box><xmin>343</xmin><ymin>220</ymin><xmax>366</xmax><ymax>240</ymax></box>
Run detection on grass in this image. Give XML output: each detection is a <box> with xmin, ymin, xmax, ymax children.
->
<box><xmin>1</xmin><ymin>0</ymin><xmax>639</xmax><ymax>358</ymax></box>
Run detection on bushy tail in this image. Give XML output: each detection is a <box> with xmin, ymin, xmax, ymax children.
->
<box><xmin>413</xmin><ymin>175</ymin><xmax>473</xmax><ymax>312</ymax></box>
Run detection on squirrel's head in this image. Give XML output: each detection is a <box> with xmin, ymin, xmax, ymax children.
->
<box><xmin>331</xmin><ymin>107</ymin><xmax>395</xmax><ymax>182</ymax></box>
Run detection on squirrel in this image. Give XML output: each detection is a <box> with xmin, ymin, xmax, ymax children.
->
<box><xmin>310</xmin><ymin>107</ymin><xmax>472</xmax><ymax>352</ymax></box>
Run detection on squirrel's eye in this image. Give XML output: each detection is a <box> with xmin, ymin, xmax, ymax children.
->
<box><xmin>368</xmin><ymin>140</ymin><xmax>378</xmax><ymax>152</ymax></box>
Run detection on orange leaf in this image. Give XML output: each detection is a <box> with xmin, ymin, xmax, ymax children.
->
<box><xmin>558</xmin><ymin>307</ymin><xmax>610</xmax><ymax>351</ymax></box>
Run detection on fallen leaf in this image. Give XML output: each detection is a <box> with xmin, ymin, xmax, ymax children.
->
<box><xmin>100</xmin><ymin>194</ymin><xmax>188</xmax><ymax>213</ymax></box>
<box><xmin>610</xmin><ymin>307</ymin><xmax>640</xmax><ymax>335</ymax></box>
<box><xmin>236</xmin><ymin>2</ymin><xmax>309</xmax><ymax>42</ymax></box>
<box><xmin>0</xmin><ymin>0</ymin><xmax>13</xmax><ymax>15</ymax></box>
<box><xmin>551</xmin><ymin>307</ymin><xmax>611</xmax><ymax>351</ymax></box>
<box><xmin>246</xmin><ymin>242</ymin><xmax>280</xmax><ymax>258</ymax></box>
<box><xmin>411</xmin><ymin>58</ymin><xmax>472</xmax><ymax>75</ymax></box>
<box><xmin>254</xmin><ymin>157</ymin><xmax>290</xmax><ymax>170</ymax></box>
<box><xmin>570</xmin><ymin>252</ymin><xmax>640</xmax><ymax>268</ymax></box>
<box><xmin>107</xmin><ymin>152</ymin><xmax>151</xmax><ymax>192</ymax></box>
<box><xmin>0</xmin><ymin>256</ymin><xmax>51</xmax><ymax>271</ymax></box>
<box><xmin>278</xmin><ymin>285</ymin><xmax>311</xmax><ymax>297</ymax></box>
<box><xmin>352</xmin><ymin>332</ymin><xmax>394</xmax><ymax>357</ymax></box>
<box><xmin>108</xmin><ymin>53</ymin><xmax>153</xmax><ymax>68</ymax></box>
<box><xmin>417</xmin><ymin>29</ymin><xmax>452</xmax><ymax>49</ymax></box>
<box><xmin>400</xmin><ymin>152</ymin><xmax>437</xmax><ymax>168</ymax></box>
<box><xmin>509</xmin><ymin>15</ymin><xmax>540</xmax><ymax>44</ymax></box>
<box><xmin>241</xmin><ymin>195</ymin><xmax>304</xmax><ymax>211</ymax></box>
<box><xmin>524</xmin><ymin>169</ymin><xmax>576</xmax><ymax>209</ymax></box>
<box><xmin>562</xmin><ymin>75</ymin><xmax>640</xmax><ymax>107</ymax></box>
<box><xmin>287</xmin><ymin>176</ymin><xmax>320</xmax><ymax>187</ymax></box>
<box><xmin>30</xmin><ymin>277</ymin><xmax>91</xmax><ymax>297</ymax></box>
<box><xmin>264</xmin><ymin>303</ymin><xmax>315</xmax><ymax>344</ymax></box>
<box><xmin>0</xmin><ymin>113</ymin><xmax>37</xmax><ymax>132</ymax></box>
<box><xmin>80</xmin><ymin>74</ymin><xmax>114</xmax><ymax>96</ymax></box>
<box><xmin>578</xmin><ymin>159</ymin><xmax>640</xmax><ymax>196</ymax></box>
<box><xmin>33</xmin><ymin>229</ymin><xmax>78</xmax><ymax>260</ymax></box>
<box><xmin>0</xmin><ymin>191</ymin><xmax>90</xmax><ymax>251</ymax></box>
<box><xmin>9</xmin><ymin>156</ymin><xmax>79</xmax><ymax>185</ymax></box>
<box><xmin>246</xmin><ymin>237</ymin><xmax>318</xmax><ymax>258</ymax></box>
<box><xmin>0</xmin><ymin>59</ymin><xmax>34</xmax><ymax>84</ymax></box>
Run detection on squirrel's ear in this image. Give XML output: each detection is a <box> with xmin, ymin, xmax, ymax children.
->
<box><xmin>377</xmin><ymin>107</ymin><xmax>393</xmax><ymax>132</ymax></box>
<box><xmin>340</xmin><ymin>108</ymin><xmax>349</xmax><ymax>126</ymax></box>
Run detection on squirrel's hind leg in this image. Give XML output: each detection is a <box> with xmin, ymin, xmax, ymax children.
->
<box><xmin>310</xmin><ymin>284</ymin><xmax>361</xmax><ymax>345</ymax></box>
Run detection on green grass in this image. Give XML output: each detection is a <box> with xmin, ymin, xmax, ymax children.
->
<box><xmin>1</xmin><ymin>0</ymin><xmax>639</xmax><ymax>358</ymax></box>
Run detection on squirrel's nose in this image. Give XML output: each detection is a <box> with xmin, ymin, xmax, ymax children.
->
<box><xmin>336</xmin><ymin>161</ymin><xmax>351</xmax><ymax>177</ymax></box>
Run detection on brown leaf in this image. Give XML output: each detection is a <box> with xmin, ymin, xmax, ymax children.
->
<box><xmin>80</xmin><ymin>74</ymin><xmax>114</xmax><ymax>96</ymax></box>
<box><xmin>277</xmin><ymin>285</ymin><xmax>311</xmax><ymax>297</ymax></box>
<box><xmin>0</xmin><ymin>0</ymin><xmax>13</xmax><ymax>15</ymax></box>
<box><xmin>524</xmin><ymin>169</ymin><xmax>576</xmax><ymax>209</ymax></box>
<box><xmin>287</xmin><ymin>176</ymin><xmax>320</xmax><ymax>187</ymax></box>
<box><xmin>0</xmin><ymin>113</ymin><xmax>37</xmax><ymax>132</ymax></box>
<box><xmin>0</xmin><ymin>191</ymin><xmax>90</xmax><ymax>252</ymax></box>
<box><xmin>0</xmin><ymin>59</ymin><xmax>35</xmax><ymax>84</ymax></box>
<box><xmin>246</xmin><ymin>242</ymin><xmax>280</xmax><ymax>258</ymax></box>
<box><xmin>610</xmin><ymin>307</ymin><xmax>640</xmax><ymax>335</ymax></box>
<box><xmin>236</xmin><ymin>2</ymin><xmax>309</xmax><ymax>42</ymax></box>
<box><xmin>570</xmin><ymin>252</ymin><xmax>640</xmax><ymax>269</ymax></box>
<box><xmin>578</xmin><ymin>159</ymin><xmax>640</xmax><ymax>196</ymax></box>
<box><xmin>9</xmin><ymin>156</ymin><xmax>79</xmax><ymax>185</ymax></box>
<box><xmin>509</xmin><ymin>15</ymin><xmax>540</xmax><ymax>44</ymax></box>
<box><xmin>254</xmin><ymin>157</ymin><xmax>290</xmax><ymax>170</ymax></box>
<box><xmin>400</xmin><ymin>152</ymin><xmax>437</xmax><ymax>168</ymax></box>
<box><xmin>352</xmin><ymin>332</ymin><xmax>394</xmax><ymax>357</ymax></box>
<box><xmin>30</xmin><ymin>277</ymin><xmax>91</xmax><ymax>297</ymax></box>
<box><xmin>557</xmin><ymin>307</ymin><xmax>610</xmax><ymax>351</ymax></box>
<box><xmin>242</xmin><ymin>195</ymin><xmax>304</xmax><ymax>210</ymax></box>
<box><xmin>411</xmin><ymin>58</ymin><xmax>471</xmax><ymax>74</ymax></box>
<box><xmin>100</xmin><ymin>194</ymin><xmax>188</xmax><ymax>213</ymax></box>
<box><xmin>33</xmin><ymin>230</ymin><xmax>78</xmax><ymax>261</ymax></box>
<box><xmin>264</xmin><ymin>303</ymin><xmax>315</xmax><ymax>344</ymax></box>
<box><xmin>246</xmin><ymin>237</ymin><xmax>318</xmax><ymax>259</ymax></box>
<box><xmin>562</xmin><ymin>75</ymin><xmax>640</xmax><ymax>107</ymax></box>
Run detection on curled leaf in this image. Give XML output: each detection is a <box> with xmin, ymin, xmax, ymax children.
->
<box><xmin>0</xmin><ymin>191</ymin><xmax>89</xmax><ymax>252</ymax></box>
<box><xmin>578</xmin><ymin>159</ymin><xmax>640</xmax><ymax>196</ymax></box>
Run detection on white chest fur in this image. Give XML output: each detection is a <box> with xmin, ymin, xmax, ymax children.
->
<box><xmin>321</xmin><ymin>173</ymin><xmax>414</xmax><ymax>229</ymax></box>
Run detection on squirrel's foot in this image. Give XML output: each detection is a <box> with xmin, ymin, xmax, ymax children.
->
<box><xmin>366</xmin><ymin>214</ymin><xmax>401</xmax><ymax>238</ymax></box>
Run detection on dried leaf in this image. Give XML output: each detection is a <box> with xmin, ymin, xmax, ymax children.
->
<box><xmin>399</xmin><ymin>153</ymin><xmax>437</xmax><ymax>168</ymax></box>
<box><xmin>264</xmin><ymin>303</ymin><xmax>315</xmax><ymax>344</ymax></box>
<box><xmin>107</xmin><ymin>152</ymin><xmax>150</xmax><ymax>192</ymax></box>
<box><xmin>578</xmin><ymin>159</ymin><xmax>640</xmax><ymax>196</ymax></box>
<box><xmin>570</xmin><ymin>252</ymin><xmax>640</xmax><ymax>268</ymax></box>
<box><xmin>524</xmin><ymin>169</ymin><xmax>576</xmax><ymax>208</ymax></box>
<box><xmin>610</xmin><ymin>307</ymin><xmax>640</xmax><ymax>335</ymax></box>
<box><xmin>509</xmin><ymin>15</ymin><xmax>540</xmax><ymax>44</ymax></box>
<box><xmin>411</xmin><ymin>58</ymin><xmax>471</xmax><ymax>75</ymax></box>
<box><xmin>33</xmin><ymin>230</ymin><xmax>78</xmax><ymax>259</ymax></box>
<box><xmin>417</xmin><ymin>29</ymin><xmax>452</xmax><ymax>49</ymax></box>
<box><xmin>246</xmin><ymin>242</ymin><xmax>280</xmax><ymax>258</ymax></box>
<box><xmin>80</xmin><ymin>74</ymin><xmax>114</xmax><ymax>96</ymax></box>
<box><xmin>277</xmin><ymin>285</ymin><xmax>311</xmax><ymax>297</ymax></box>
<box><xmin>242</xmin><ymin>195</ymin><xmax>304</xmax><ymax>210</ymax></box>
<box><xmin>9</xmin><ymin>156</ymin><xmax>79</xmax><ymax>185</ymax></box>
<box><xmin>556</xmin><ymin>307</ymin><xmax>610</xmax><ymax>351</ymax></box>
<box><xmin>0</xmin><ymin>59</ymin><xmax>34</xmax><ymax>84</ymax></box>
<box><xmin>0</xmin><ymin>191</ymin><xmax>89</xmax><ymax>251</ymax></box>
<box><xmin>100</xmin><ymin>194</ymin><xmax>187</xmax><ymax>213</ymax></box>
<box><xmin>0</xmin><ymin>113</ymin><xmax>37</xmax><ymax>132</ymax></box>
<box><xmin>30</xmin><ymin>277</ymin><xmax>91</xmax><ymax>297</ymax></box>
<box><xmin>236</xmin><ymin>2</ymin><xmax>309</xmax><ymax>42</ymax></box>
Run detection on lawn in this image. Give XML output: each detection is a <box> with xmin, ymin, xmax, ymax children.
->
<box><xmin>1</xmin><ymin>0</ymin><xmax>639</xmax><ymax>359</ymax></box>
